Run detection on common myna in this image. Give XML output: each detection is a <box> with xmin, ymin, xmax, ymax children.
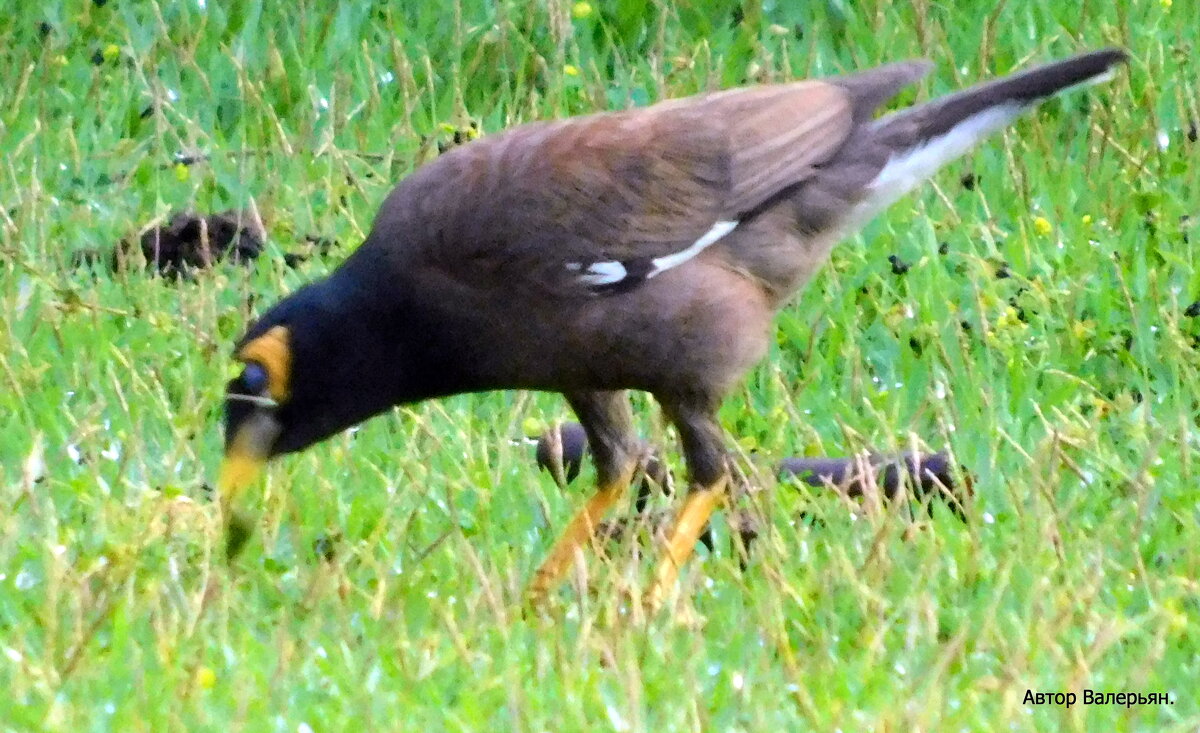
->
<box><xmin>218</xmin><ymin>49</ymin><xmax>1127</xmax><ymax>608</ymax></box>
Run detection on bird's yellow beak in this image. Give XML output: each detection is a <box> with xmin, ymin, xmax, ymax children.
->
<box><xmin>218</xmin><ymin>447</ymin><xmax>262</xmax><ymax>560</ymax></box>
<box><xmin>218</xmin><ymin>444</ymin><xmax>265</xmax><ymax>503</ymax></box>
<box><xmin>217</xmin><ymin>414</ymin><xmax>279</xmax><ymax>559</ymax></box>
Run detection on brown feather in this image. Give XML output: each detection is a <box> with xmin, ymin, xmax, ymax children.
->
<box><xmin>390</xmin><ymin>81</ymin><xmax>874</xmax><ymax>296</ymax></box>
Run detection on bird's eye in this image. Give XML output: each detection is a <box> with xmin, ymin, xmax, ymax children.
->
<box><xmin>240</xmin><ymin>362</ymin><xmax>269</xmax><ymax>394</ymax></box>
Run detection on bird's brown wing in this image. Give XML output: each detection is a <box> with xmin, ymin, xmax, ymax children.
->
<box><xmin>401</xmin><ymin>81</ymin><xmax>858</xmax><ymax>295</ymax></box>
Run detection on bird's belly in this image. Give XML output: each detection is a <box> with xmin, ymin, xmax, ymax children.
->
<box><xmin>466</xmin><ymin>261</ymin><xmax>774</xmax><ymax>400</ymax></box>
<box><xmin>717</xmin><ymin>211</ymin><xmax>850</xmax><ymax>310</ymax></box>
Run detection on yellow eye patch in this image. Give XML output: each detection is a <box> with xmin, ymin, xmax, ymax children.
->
<box><xmin>236</xmin><ymin>325</ymin><xmax>292</xmax><ymax>402</ymax></box>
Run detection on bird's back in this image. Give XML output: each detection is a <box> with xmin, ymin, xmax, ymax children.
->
<box><xmin>359</xmin><ymin>70</ymin><xmax>926</xmax><ymax>302</ymax></box>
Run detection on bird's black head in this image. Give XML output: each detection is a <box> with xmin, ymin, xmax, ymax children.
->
<box><xmin>217</xmin><ymin>276</ymin><xmax>409</xmax><ymax>556</ymax></box>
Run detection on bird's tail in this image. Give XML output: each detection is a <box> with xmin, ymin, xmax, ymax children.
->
<box><xmin>857</xmin><ymin>48</ymin><xmax>1128</xmax><ymax>217</ymax></box>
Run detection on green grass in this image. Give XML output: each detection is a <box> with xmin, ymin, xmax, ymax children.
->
<box><xmin>2</xmin><ymin>0</ymin><xmax>1198</xmax><ymax>730</ymax></box>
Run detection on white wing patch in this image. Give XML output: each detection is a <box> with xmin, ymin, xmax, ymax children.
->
<box><xmin>647</xmin><ymin>219</ymin><xmax>738</xmax><ymax>278</ymax></box>
<box><xmin>566</xmin><ymin>219</ymin><xmax>739</xmax><ymax>289</ymax></box>
<box><xmin>577</xmin><ymin>260</ymin><xmax>628</xmax><ymax>286</ymax></box>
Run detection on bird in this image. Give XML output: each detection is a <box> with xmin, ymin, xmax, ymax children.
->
<box><xmin>216</xmin><ymin>48</ymin><xmax>1128</xmax><ymax>609</ymax></box>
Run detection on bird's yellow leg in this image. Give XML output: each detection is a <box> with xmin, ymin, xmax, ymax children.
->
<box><xmin>646</xmin><ymin>474</ymin><xmax>728</xmax><ymax>611</ymax></box>
<box><xmin>527</xmin><ymin>462</ymin><xmax>635</xmax><ymax>604</ymax></box>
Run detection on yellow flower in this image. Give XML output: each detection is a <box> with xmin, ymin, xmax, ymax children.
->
<box><xmin>563</xmin><ymin>64</ymin><xmax>579</xmax><ymax>77</ymax></box>
<box><xmin>521</xmin><ymin>417</ymin><xmax>544</xmax><ymax>438</ymax></box>
<box><xmin>174</xmin><ymin>162</ymin><xmax>190</xmax><ymax>181</ymax></box>
<box><xmin>195</xmin><ymin>666</ymin><xmax>216</xmax><ymax>690</ymax></box>
<box><xmin>1072</xmin><ymin>320</ymin><xmax>1095</xmax><ymax>340</ymax></box>
<box><xmin>1081</xmin><ymin>214</ymin><xmax>1093</xmax><ymax>226</ymax></box>
<box><xmin>571</xmin><ymin>2</ymin><xmax>593</xmax><ymax>19</ymax></box>
<box><xmin>102</xmin><ymin>43</ymin><xmax>121</xmax><ymax>63</ymax></box>
<box><xmin>1160</xmin><ymin>0</ymin><xmax>1172</xmax><ymax>8</ymax></box>
<box><xmin>996</xmin><ymin>306</ymin><xmax>1022</xmax><ymax>329</ymax></box>
<box><xmin>1032</xmin><ymin>216</ymin><xmax>1052</xmax><ymax>236</ymax></box>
